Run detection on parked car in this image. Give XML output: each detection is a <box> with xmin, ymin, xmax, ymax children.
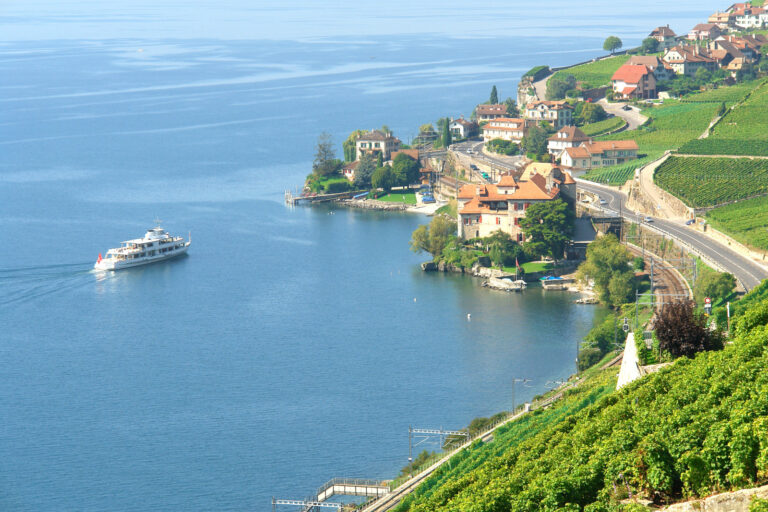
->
<box><xmin>644</xmin><ymin>216</ymin><xmax>653</xmax><ymax>223</ymax></box>
<box><xmin>599</xmin><ymin>198</ymin><xmax>607</xmax><ymax>205</ymax></box>
<box><xmin>685</xmin><ymin>219</ymin><xmax>695</xmax><ymax>225</ymax></box>
<box><xmin>622</xmin><ymin>105</ymin><xmax>632</xmax><ymax>111</ymax></box>
<box><xmin>470</xmin><ymin>164</ymin><xmax>479</xmax><ymax>170</ymax></box>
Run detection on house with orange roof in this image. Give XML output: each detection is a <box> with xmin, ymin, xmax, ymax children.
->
<box><xmin>524</xmin><ymin>101</ymin><xmax>573</xmax><ymax>129</ymax></box>
<box><xmin>558</xmin><ymin>140</ymin><xmax>639</xmax><ymax>172</ymax></box>
<box><xmin>481</xmin><ymin>117</ymin><xmax>528</xmax><ymax>143</ymax></box>
<box><xmin>457</xmin><ymin>171</ymin><xmax>575</xmax><ymax>240</ymax></box>
<box><xmin>611</xmin><ymin>64</ymin><xmax>657</xmax><ymax>100</ymax></box>
<box><xmin>627</xmin><ymin>55</ymin><xmax>674</xmax><ymax>82</ymax></box>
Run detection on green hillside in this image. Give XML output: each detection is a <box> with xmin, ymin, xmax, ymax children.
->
<box><xmin>395</xmin><ymin>290</ymin><xmax>768</xmax><ymax>512</ymax></box>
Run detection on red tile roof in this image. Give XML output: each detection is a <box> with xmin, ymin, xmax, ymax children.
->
<box><xmin>611</xmin><ymin>64</ymin><xmax>651</xmax><ymax>84</ymax></box>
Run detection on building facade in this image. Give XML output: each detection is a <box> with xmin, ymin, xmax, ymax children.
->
<box><xmin>481</xmin><ymin>117</ymin><xmax>528</xmax><ymax>142</ymax></box>
<box><xmin>523</xmin><ymin>101</ymin><xmax>574</xmax><ymax>129</ymax></box>
<box><xmin>355</xmin><ymin>130</ymin><xmax>401</xmax><ymax>161</ymax></box>
<box><xmin>559</xmin><ymin>140</ymin><xmax>639</xmax><ymax>172</ymax></box>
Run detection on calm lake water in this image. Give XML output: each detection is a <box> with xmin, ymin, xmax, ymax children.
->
<box><xmin>0</xmin><ymin>1</ymin><xmax>721</xmax><ymax>510</ymax></box>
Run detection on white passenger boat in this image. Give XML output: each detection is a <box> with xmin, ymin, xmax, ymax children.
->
<box><xmin>94</xmin><ymin>225</ymin><xmax>190</xmax><ymax>271</ymax></box>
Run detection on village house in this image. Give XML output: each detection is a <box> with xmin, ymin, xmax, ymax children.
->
<box><xmin>611</xmin><ymin>64</ymin><xmax>657</xmax><ymax>100</ymax></box>
<box><xmin>708</xmin><ymin>39</ymin><xmax>748</xmax><ymax>70</ymax></box>
<box><xmin>627</xmin><ymin>55</ymin><xmax>674</xmax><ymax>82</ymax></box>
<box><xmin>547</xmin><ymin>126</ymin><xmax>590</xmax><ymax>155</ymax></box>
<box><xmin>342</xmin><ymin>161</ymin><xmax>359</xmax><ymax>182</ymax></box>
<box><xmin>708</xmin><ymin>11</ymin><xmax>735</xmax><ymax>30</ymax></box>
<box><xmin>523</xmin><ymin>100</ymin><xmax>574</xmax><ymax>129</ymax></box>
<box><xmin>663</xmin><ymin>45</ymin><xmax>718</xmax><ymax>76</ymax></box>
<box><xmin>457</xmin><ymin>171</ymin><xmax>575</xmax><ymax>241</ymax></box>
<box><xmin>649</xmin><ymin>25</ymin><xmax>678</xmax><ymax>48</ymax></box>
<box><xmin>449</xmin><ymin>118</ymin><xmax>479</xmax><ymax>139</ymax></box>
<box><xmin>481</xmin><ymin>117</ymin><xmax>527</xmax><ymax>143</ymax></box>
<box><xmin>715</xmin><ymin>34</ymin><xmax>767</xmax><ymax>61</ymax></box>
<box><xmin>559</xmin><ymin>140</ymin><xmax>640</xmax><ymax>172</ymax></box>
<box><xmin>355</xmin><ymin>130</ymin><xmax>401</xmax><ymax>161</ymax></box>
<box><xmin>733</xmin><ymin>6</ymin><xmax>768</xmax><ymax>29</ymax></box>
<box><xmin>476</xmin><ymin>104</ymin><xmax>508</xmax><ymax>122</ymax></box>
<box><xmin>688</xmin><ymin>23</ymin><xmax>722</xmax><ymax>41</ymax></box>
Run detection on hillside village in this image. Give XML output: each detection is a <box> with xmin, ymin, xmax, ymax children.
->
<box><xmin>303</xmin><ymin>1</ymin><xmax>768</xmax><ymax>252</ymax></box>
<box><xmin>285</xmin><ymin>3</ymin><xmax>768</xmax><ymax>512</ymax></box>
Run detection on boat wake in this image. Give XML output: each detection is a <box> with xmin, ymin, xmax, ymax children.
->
<box><xmin>0</xmin><ymin>262</ymin><xmax>100</xmax><ymax>307</ymax></box>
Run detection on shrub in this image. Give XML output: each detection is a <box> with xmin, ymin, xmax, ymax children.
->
<box><xmin>655</xmin><ymin>300</ymin><xmax>723</xmax><ymax>358</ymax></box>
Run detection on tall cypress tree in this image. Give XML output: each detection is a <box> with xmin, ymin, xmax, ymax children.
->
<box><xmin>490</xmin><ymin>85</ymin><xmax>498</xmax><ymax>104</ymax></box>
<box><xmin>442</xmin><ymin>120</ymin><xmax>452</xmax><ymax>148</ymax></box>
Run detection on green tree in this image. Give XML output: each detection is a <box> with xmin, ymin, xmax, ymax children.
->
<box><xmin>576</xmin><ymin>234</ymin><xmax>633</xmax><ymax>304</ymax></box>
<box><xmin>546</xmin><ymin>74</ymin><xmax>577</xmax><ymax>100</ymax></box>
<box><xmin>490</xmin><ymin>85</ymin><xmax>499</xmax><ymax>104</ymax></box>
<box><xmin>342</xmin><ymin>129</ymin><xmax>367</xmax><ymax>162</ymax></box>
<box><xmin>694</xmin><ymin>269</ymin><xmax>735</xmax><ymax>306</ymax></box>
<box><xmin>484</xmin><ymin>230</ymin><xmax>524</xmax><ymax>268</ymax></box>
<box><xmin>575</xmin><ymin>102</ymin><xmax>607</xmax><ymax>125</ymax></box>
<box><xmin>633</xmin><ymin>256</ymin><xmax>645</xmax><ymax>271</ymax></box>
<box><xmin>694</xmin><ymin>67</ymin><xmax>712</xmax><ymax>84</ymax></box>
<box><xmin>313</xmin><ymin>132</ymin><xmax>342</xmax><ymax>176</ymax></box>
<box><xmin>518</xmin><ymin>199</ymin><xmax>574</xmax><ymax>264</ymax></box>
<box><xmin>603</xmin><ymin>36</ymin><xmax>623</xmax><ymax>54</ymax></box>
<box><xmin>391</xmin><ymin>153</ymin><xmax>421</xmax><ymax>186</ymax></box>
<box><xmin>410</xmin><ymin>215</ymin><xmax>457</xmax><ymax>258</ymax></box>
<box><xmin>504</xmin><ymin>97</ymin><xmax>519</xmax><ymax>117</ymax></box>
<box><xmin>442</xmin><ymin>119</ymin><xmax>452</xmax><ymax>148</ymax></box>
<box><xmin>521</xmin><ymin>125</ymin><xmax>548</xmax><ymax>155</ymax></box>
<box><xmin>353</xmin><ymin>153</ymin><xmax>376</xmax><ymax>189</ymax></box>
<box><xmin>655</xmin><ymin>300</ymin><xmax>724</xmax><ymax>358</ymax></box>
<box><xmin>640</xmin><ymin>37</ymin><xmax>660</xmax><ymax>54</ymax></box>
<box><xmin>371</xmin><ymin>166</ymin><xmax>395</xmax><ymax>192</ymax></box>
<box><xmin>607</xmin><ymin>270</ymin><xmax>635</xmax><ymax>308</ymax></box>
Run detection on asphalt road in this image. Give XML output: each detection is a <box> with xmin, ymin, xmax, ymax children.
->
<box><xmin>576</xmin><ymin>178</ymin><xmax>768</xmax><ymax>291</ymax></box>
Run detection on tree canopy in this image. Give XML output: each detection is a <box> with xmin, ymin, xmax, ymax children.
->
<box><xmin>521</xmin><ymin>125</ymin><xmax>548</xmax><ymax>155</ymax></box>
<box><xmin>518</xmin><ymin>199</ymin><xmax>574</xmax><ymax>262</ymax></box>
<box><xmin>353</xmin><ymin>153</ymin><xmax>376</xmax><ymax>189</ymax></box>
<box><xmin>391</xmin><ymin>153</ymin><xmax>421</xmax><ymax>186</ymax></box>
<box><xmin>313</xmin><ymin>132</ymin><xmax>342</xmax><ymax>176</ymax></box>
<box><xmin>371</xmin><ymin>166</ymin><xmax>395</xmax><ymax>192</ymax></box>
<box><xmin>641</xmin><ymin>37</ymin><xmax>660</xmax><ymax>54</ymax></box>
<box><xmin>342</xmin><ymin>130</ymin><xmax>367</xmax><ymax>162</ymax></box>
<box><xmin>577</xmin><ymin>234</ymin><xmax>636</xmax><ymax>305</ymax></box>
<box><xmin>410</xmin><ymin>215</ymin><xmax>457</xmax><ymax>258</ymax></box>
<box><xmin>546</xmin><ymin>74</ymin><xmax>577</xmax><ymax>100</ymax></box>
<box><xmin>603</xmin><ymin>36</ymin><xmax>623</xmax><ymax>54</ymax></box>
<box><xmin>490</xmin><ymin>85</ymin><xmax>499</xmax><ymax>104</ymax></box>
<box><xmin>655</xmin><ymin>300</ymin><xmax>724</xmax><ymax>358</ymax></box>
<box><xmin>575</xmin><ymin>102</ymin><xmax>608</xmax><ymax>125</ymax></box>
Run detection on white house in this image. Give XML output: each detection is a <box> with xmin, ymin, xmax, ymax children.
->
<box><xmin>355</xmin><ymin>130</ymin><xmax>401</xmax><ymax>161</ymax></box>
<box><xmin>559</xmin><ymin>140</ymin><xmax>640</xmax><ymax>172</ymax></box>
<box><xmin>524</xmin><ymin>101</ymin><xmax>573</xmax><ymax>129</ymax></box>
<box><xmin>482</xmin><ymin>117</ymin><xmax>527</xmax><ymax>143</ymax></box>
<box><xmin>547</xmin><ymin>126</ymin><xmax>590</xmax><ymax>155</ymax></box>
<box><xmin>449</xmin><ymin>118</ymin><xmax>479</xmax><ymax>139</ymax></box>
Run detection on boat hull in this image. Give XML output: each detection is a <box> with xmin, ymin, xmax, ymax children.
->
<box><xmin>94</xmin><ymin>242</ymin><xmax>190</xmax><ymax>271</ymax></box>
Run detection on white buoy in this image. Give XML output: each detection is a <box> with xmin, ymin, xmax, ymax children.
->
<box><xmin>467</xmin><ymin>313</ymin><xmax>471</xmax><ymax>321</ymax></box>
<box><xmin>414</xmin><ymin>298</ymin><xmax>417</xmax><ymax>302</ymax></box>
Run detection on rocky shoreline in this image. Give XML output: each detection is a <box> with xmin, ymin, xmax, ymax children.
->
<box><xmin>338</xmin><ymin>198</ymin><xmax>408</xmax><ymax>211</ymax></box>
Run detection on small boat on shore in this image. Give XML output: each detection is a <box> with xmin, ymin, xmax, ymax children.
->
<box><xmin>94</xmin><ymin>225</ymin><xmax>190</xmax><ymax>271</ymax></box>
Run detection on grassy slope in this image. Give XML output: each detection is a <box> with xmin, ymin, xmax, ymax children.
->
<box><xmin>551</xmin><ymin>55</ymin><xmax>631</xmax><ymax>89</ymax></box>
<box><xmin>581</xmin><ymin>117</ymin><xmax>626</xmax><ymax>137</ymax></box>
<box><xmin>396</xmin><ymin>292</ymin><xmax>768</xmax><ymax>512</ymax></box>
<box><xmin>582</xmin><ymin>100</ymin><xmax>720</xmax><ymax>186</ymax></box>
<box><xmin>654</xmin><ymin>157</ymin><xmax>768</xmax><ymax>208</ymax></box>
<box><xmin>678</xmin><ymin>79</ymin><xmax>768</xmax><ymax>156</ymax></box>
<box><xmin>706</xmin><ymin>195</ymin><xmax>768</xmax><ymax>252</ymax></box>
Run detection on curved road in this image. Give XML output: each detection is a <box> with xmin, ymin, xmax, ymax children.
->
<box><xmin>576</xmin><ymin>178</ymin><xmax>768</xmax><ymax>291</ymax></box>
